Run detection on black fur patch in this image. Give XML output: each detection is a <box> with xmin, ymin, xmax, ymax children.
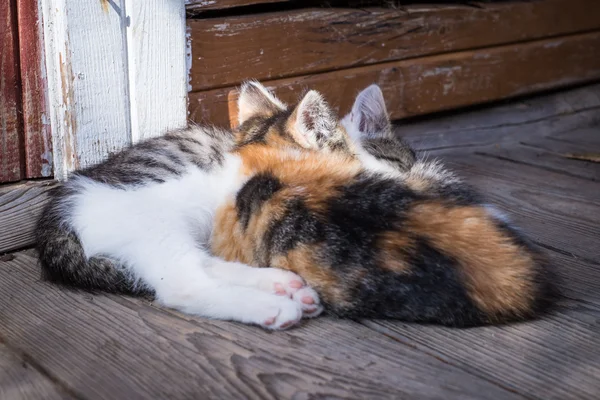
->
<box><xmin>236</xmin><ymin>109</ymin><xmax>294</xmax><ymax>149</ymax></box>
<box><xmin>265</xmin><ymin>198</ymin><xmax>324</xmax><ymax>258</ymax></box>
<box><xmin>339</xmin><ymin>237</ymin><xmax>487</xmax><ymax>326</ymax></box>
<box><xmin>236</xmin><ymin>173</ymin><xmax>284</xmax><ymax>230</ymax></box>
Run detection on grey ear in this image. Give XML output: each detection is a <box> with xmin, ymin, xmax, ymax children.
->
<box><xmin>350</xmin><ymin>84</ymin><xmax>391</xmax><ymax>138</ymax></box>
<box><xmin>237</xmin><ymin>80</ymin><xmax>287</xmax><ymax>125</ymax></box>
<box><xmin>288</xmin><ymin>90</ymin><xmax>338</xmax><ymax>149</ymax></box>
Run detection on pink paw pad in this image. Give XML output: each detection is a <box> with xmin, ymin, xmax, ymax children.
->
<box><xmin>274</xmin><ymin>283</ymin><xmax>286</xmax><ymax>295</ymax></box>
<box><xmin>289</xmin><ymin>280</ymin><xmax>304</xmax><ymax>289</ymax></box>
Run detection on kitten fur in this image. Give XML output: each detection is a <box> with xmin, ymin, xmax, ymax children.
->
<box><xmin>35</xmin><ymin>82</ymin><xmax>343</xmax><ymax>330</ymax></box>
<box><xmin>211</xmin><ymin>84</ymin><xmax>557</xmax><ymax>327</ymax></box>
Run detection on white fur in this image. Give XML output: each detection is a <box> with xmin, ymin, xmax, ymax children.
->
<box><xmin>68</xmin><ymin>153</ymin><xmax>319</xmax><ymax>329</ymax></box>
<box><xmin>293</xmin><ymin>90</ymin><xmax>337</xmax><ymax>149</ymax></box>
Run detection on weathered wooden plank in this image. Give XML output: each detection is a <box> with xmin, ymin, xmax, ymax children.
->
<box><xmin>552</xmin><ymin>127</ymin><xmax>600</xmax><ymax>148</ymax></box>
<box><xmin>362</xmin><ymin>305</ymin><xmax>600</xmax><ymax>400</ymax></box>
<box><xmin>0</xmin><ymin>251</ymin><xmax>522</xmax><ymax>400</ymax></box>
<box><xmin>396</xmin><ymin>83</ymin><xmax>600</xmax><ymax>152</ymax></box>
<box><xmin>540</xmin><ymin>247</ymin><xmax>600</xmax><ymax>306</ymax></box>
<box><xmin>0</xmin><ymin>0</ymin><xmax>24</xmax><ymax>183</ymax></box>
<box><xmin>0</xmin><ymin>181</ymin><xmax>55</xmax><ymax>254</ymax></box>
<box><xmin>125</xmin><ymin>0</ymin><xmax>188</xmax><ymax>142</ymax></box>
<box><xmin>189</xmin><ymin>31</ymin><xmax>600</xmax><ymax>127</ymax></box>
<box><xmin>0</xmin><ymin>343</ymin><xmax>72</xmax><ymax>400</ymax></box>
<box><xmin>40</xmin><ymin>0</ymin><xmax>132</xmax><ymax>180</ymax></box>
<box><xmin>479</xmin><ymin>144</ymin><xmax>599</xmax><ymax>182</ymax></box>
<box><xmin>16</xmin><ymin>0</ymin><xmax>53</xmax><ymax>179</ymax></box>
<box><xmin>186</xmin><ymin>0</ymin><xmax>290</xmax><ymax>13</ymax></box>
<box><xmin>188</xmin><ymin>0</ymin><xmax>600</xmax><ymax>91</ymax></box>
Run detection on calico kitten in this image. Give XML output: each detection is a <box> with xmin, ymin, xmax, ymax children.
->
<box><xmin>211</xmin><ymin>85</ymin><xmax>557</xmax><ymax>327</ymax></box>
<box><xmin>35</xmin><ymin>82</ymin><xmax>341</xmax><ymax>330</ymax></box>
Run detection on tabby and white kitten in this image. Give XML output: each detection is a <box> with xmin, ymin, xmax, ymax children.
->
<box><xmin>36</xmin><ymin>82</ymin><xmax>335</xmax><ymax>330</ymax></box>
<box><xmin>211</xmin><ymin>84</ymin><xmax>557</xmax><ymax>327</ymax></box>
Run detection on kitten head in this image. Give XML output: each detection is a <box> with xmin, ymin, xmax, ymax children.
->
<box><xmin>235</xmin><ymin>81</ymin><xmax>353</xmax><ymax>155</ymax></box>
<box><xmin>342</xmin><ymin>84</ymin><xmax>416</xmax><ymax>171</ymax></box>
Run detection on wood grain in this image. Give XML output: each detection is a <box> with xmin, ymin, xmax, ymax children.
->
<box><xmin>0</xmin><ymin>0</ymin><xmax>24</xmax><ymax>183</ymax></box>
<box><xmin>0</xmin><ymin>343</ymin><xmax>71</xmax><ymax>400</ymax></box>
<box><xmin>188</xmin><ymin>0</ymin><xmax>600</xmax><ymax>91</ymax></box>
<box><xmin>0</xmin><ymin>252</ymin><xmax>520</xmax><ymax>400</ymax></box>
<box><xmin>125</xmin><ymin>0</ymin><xmax>188</xmax><ymax>142</ymax></box>
<box><xmin>40</xmin><ymin>0</ymin><xmax>132</xmax><ymax>180</ymax></box>
<box><xmin>362</xmin><ymin>307</ymin><xmax>600</xmax><ymax>400</ymax></box>
<box><xmin>189</xmin><ymin>31</ymin><xmax>600</xmax><ymax>127</ymax></box>
<box><xmin>17</xmin><ymin>0</ymin><xmax>52</xmax><ymax>179</ymax></box>
<box><xmin>396</xmin><ymin>83</ymin><xmax>600</xmax><ymax>153</ymax></box>
<box><xmin>0</xmin><ymin>181</ymin><xmax>55</xmax><ymax>254</ymax></box>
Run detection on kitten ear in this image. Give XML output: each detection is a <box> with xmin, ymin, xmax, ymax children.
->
<box><xmin>287</xmin><ymin>90</ymin><xmax>338</xmax><ymax>149</ymax></box>
<box><xmin>346</xmin><ymin>84</ymin><xmax>391</xmax><ymax>139</ymax></box>
<box><xmin>237</xmin><ymin>81</ymin><xmax>287</xmax><ymax>125</ymax></box>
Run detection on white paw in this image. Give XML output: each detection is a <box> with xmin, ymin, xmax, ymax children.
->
<box><xmin>245</xmin><ymin>294</ymin><xmax>303</xmax><ymax>330</ymax></box>
<box><xmin>293</xmin><ymin>287</ymin><xmax>324</xmax><ymax>318</ymax></box>
<box><xmin>255</xmin><ymin>268</ymin><xmax>306</xmax><ymax>296</ymax></box>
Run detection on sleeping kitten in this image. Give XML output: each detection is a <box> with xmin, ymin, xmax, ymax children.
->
<box><xmin>35</xmin><ymin>82</ymin><xmax>339</xmax><ymax>330</ymax></box>
<box><xmin>211</xmin><ymin>84</ymin><xmax>557</xmax><ymax>327</ymax></box>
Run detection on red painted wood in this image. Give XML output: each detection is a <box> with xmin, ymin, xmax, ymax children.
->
<box><xmin>17</xmin><ymin>0</ymin><xmax>52</xmax><ymax>178</ymax></box>
<box><xmin>0</xmin><ymin>0</ymin><xmax>25</xmax><ymax>183</ymax></box>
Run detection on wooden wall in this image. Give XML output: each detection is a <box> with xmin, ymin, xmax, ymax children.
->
<box><xmin>0</xmin><ymin>0</ymin><xmax>51</xmax><ymax>183</ymax></box>
<box><xmin>186</xmin><ymin>0</ymin><xmax>600</xmax><ymax>127</ymax></box>
<box><xmin>1</xmin><ymin>0</ymin><xmax>24</xmax><ymax>183</ymax></box>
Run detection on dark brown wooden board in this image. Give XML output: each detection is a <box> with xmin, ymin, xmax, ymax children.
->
<box><xmin>0</xmin><ymin>252</ymin><xmax>521</xmax><ymax>400</ymax></box>
<box><xmin>17</xmin><ymin>0</ymin><xmax>52</xmax><ymax>178</ymax></box>
<box><xmin>187</xmin><ymin>0</ymin><xmax>290</xmax><ymax>13</ymax></box>
<box><xmin>0</xmin><ymin>0</ymin><xmax>24</xmax><ymax>183</ymax></box>
<box><xmin>189</xmin><ymin>31</ymin><xmax>600</xmax><ymax>128</ymax></box>
<box><xmin>0</xmin><ymin>181</ymin><xmax>55</xmax><ymax>254</ymax></box>
<box><xmin>0</xmin><ymin>343</ymin><xmax>71</xmax><ymax>400</ymax></box>
<box><xmin>188</xmin><ymin>0</ymin><xmax>600</xmax><ymax>91</ymax></box>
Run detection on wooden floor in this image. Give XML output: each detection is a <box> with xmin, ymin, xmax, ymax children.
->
<box><xmin>1</xmin><ymin>84</ymin><xmax>599</xmax><ymax>400</ymax></box>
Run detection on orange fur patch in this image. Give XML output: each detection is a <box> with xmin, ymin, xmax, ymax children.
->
<box><xmin>211</xmin><ymin>200</ymin><xmax>255</xmax><ymax>265</ymax></box>
<box><xmin>407</xmin><ymin>202</ymin><xmax>537</xmax><ymax>318</ymax></box>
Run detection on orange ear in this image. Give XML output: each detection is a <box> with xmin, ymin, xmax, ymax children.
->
<box><xmin>287</xmin><ymin>90</ymin><xmax>337</xmax><ymax>149</ymax></box>
<box><xmin>237</xmin><ymin>81</ymin><xmax>287</xmax><ymax>125</ymax></box>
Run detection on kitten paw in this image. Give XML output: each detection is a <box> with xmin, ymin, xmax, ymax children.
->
<box><xmin>293</xmin><ymin>287</ymin><xmax>324</xmax><ymax>318</ymax></box>
<box><xmin>256</xmin><ymin>296</ymin><xmax>303</xmax><ymax>330</ymax></box>
<box><xmin>256</xmin><ymin>268</ymin><xmax>306</xmax><ymax>296</ymax></box>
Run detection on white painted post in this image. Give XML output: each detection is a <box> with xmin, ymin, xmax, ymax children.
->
<box><xmin>40</xmin><ymin>0</ymin><xmax>188</xmax><ymax>180</ymax></box>
<box><xmin>125</xmin><ymin>0</ymin><xmax>188</xmax><ymax>142</ymax></box>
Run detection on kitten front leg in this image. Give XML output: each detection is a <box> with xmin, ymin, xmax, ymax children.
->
<box><xmin>204</xmin><ymin>261</ymin><xmax>324</xmax><ymax>318</ymax></box>
<box><xmin>126</xmin><ymin>238</ymin><xmax>303</xmax><ymax>329</ymax></box>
